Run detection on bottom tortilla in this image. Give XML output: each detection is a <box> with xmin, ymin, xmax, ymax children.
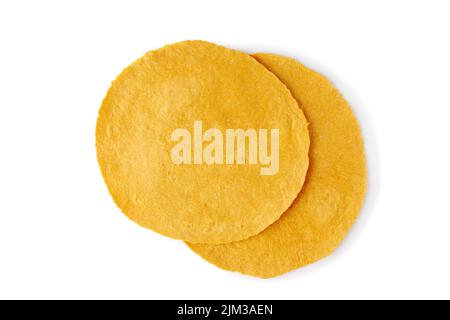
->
<box><xmin>187</xmin><ymin>53</ymin><xmax>367</xmax><ymax>278</ymax></box>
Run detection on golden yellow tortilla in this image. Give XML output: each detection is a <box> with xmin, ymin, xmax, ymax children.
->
<box><xmin>187</xmin><ymin>53</ymin><xmax>367</xmax><ymax>277</ymax></box>
<box><xmin>96</xmin><ymin>41</ymin><xmax>310</xmax><ymax>244</ymax></box>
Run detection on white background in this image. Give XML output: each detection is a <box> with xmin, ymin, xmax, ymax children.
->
<box><xmin>1</xmin><ymin>0</ymin><xmax>449</xmax><ymax>300</ymax></box>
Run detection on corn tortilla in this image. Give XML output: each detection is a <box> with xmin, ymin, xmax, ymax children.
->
<box><xmin>96</xmin><ymin>42</ymin><xmax>310</xmax><ymax>244</ymax></box>
<box><xmin>187</xmin><ymin>53</ymin><xmax>367</xmax><ymax>276</ymax></box>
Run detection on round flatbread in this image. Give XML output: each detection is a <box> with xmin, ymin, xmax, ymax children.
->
<box><xmin>187</xmin><ymin>53</ymin><xmax>366</xmax><ymax>276</ymax></box>
<box><xmin>96</xmin><ymin>41</ymin><xmax>310</xmax><ymax>244</ymax></box>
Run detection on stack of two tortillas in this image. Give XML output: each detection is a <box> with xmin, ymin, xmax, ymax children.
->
<box><xmin>96</xmin><ymin>40</ymin><xmax>366</xmax><ymax>278</ymax></box>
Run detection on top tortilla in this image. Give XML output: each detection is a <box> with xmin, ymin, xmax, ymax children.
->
<box><xmin>96</xmin><ymin>41</ymin><xmax>310</xmax><ymax>244</ymax></box>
